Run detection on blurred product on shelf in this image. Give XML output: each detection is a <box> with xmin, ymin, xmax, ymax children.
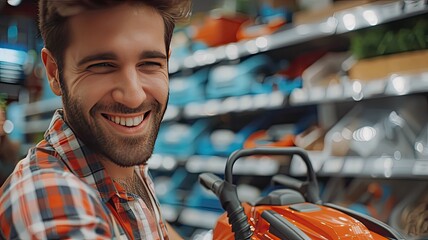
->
<box><xmin>154</xmin><ymin>119</ymin><xmax>211</xmax><ymax>159</ymax></box>
<box><xmin>294</xmin><ymin>125</ymin><xmax>325</xmax><ymax>151</ymax></box>
<box><xmin>168</xmin><ymin>27</ymin><xmax>209</xmax><ymax>72</ymax></box>
<box><xmin>261</xmin><ymin>73</ymin><xmax>302</xmax><ymax>95</ymax></box>
<box><xmin>348</xmin><ymin>17</ymin><xmax>428</xmax><ymax>81</ymax></box>
<box><xmin>237</xmin><ymin>17</ymin><xmax>285</xmax><ymax>40</ymax></box>
<box><xmin>244</xmin><ymin>112</ymin><xmax>317</xmax><ymax>148</ymax></box>
<box><xmin>0</xmin><ymin>102</ymin><xmax>20</xmax><ymax>185</ymax></box>
<box><xmin>302</xmin><ymin>51</ymin><xmax>350</xmax><ymax>88</ymax></box>
<box><xmin>196</xmin><ymin>114</ymin><xmax>271</xmax><ymax>157</ymax></box>
<box><xmin>293</xmin><ymin>0</ymin><xmax>397</xmax><ymax>25</ymax></box>
<box><xmin>244</xmin><ymin>123</ymin><xmax>295</xmax><ymax>148</ymax></box>
<box><xmin>350</xmin><ymin>18</ymin><xmax>427</xmax><ymax>60</ymax></box>
<box><xmin>279</xmin><ymin>50</ymin><xmax>326</xmax><ymax>79</ymax></box>
<box><xmin>169</xmin><ymin>68</ymin><xmax>209</xmax><ymax>106</ymax></box>
<box><xmin>193</xmin><ymin>11</ymin><xmax>249</xmax><ymax>47</ymax></box>
<box><xmin>349</xmin><ymin>49</ymin><xmax>428</xmax><ymax>82</ymax></box>
<box><xmin>192</xmin><ymin>0</ymin><xmax>295</xmax><ymax>46</ymax></box>
<box><xmin>206</xmin><ymin>54</ymin><xmax>277</xmax><ymax>98</ymax></box>
<box><xmin>185</xmin><ymin>180</ymin><xmax>223</xmax><ymax>211</ymax></box>
<box><xmin>156</xmin><ymin>168</ymin><xmax>199</xmax><ymax>206</ymax></box>
<box><xmin>289</xmin><ymin>95</ymin><xmax>428</xmax><ymax>178</ymax></box>
<box><xmin>170</xmin><ymin>28</ymin><xmax>208</xmax><ymax>59</ymax></box>
<box><xmin>236</xmin><ymin>1</ymin><xmax>292</xmax><ymax>40</ymax></box>
<box><xmin>323</xmin><ymin>97</ymin><xmax>425</xmax><ymax>159</ymax></box>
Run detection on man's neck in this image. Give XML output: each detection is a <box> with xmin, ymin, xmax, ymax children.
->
<box><xmin>101</xmin><ymin>159</ymin><xmax>135</xmax><ymax>179</ymax></box>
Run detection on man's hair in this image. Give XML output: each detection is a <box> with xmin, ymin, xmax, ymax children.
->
<box><xmin>38</xmin><ymin>0</ymin><xmax>191</xmax><ymax>74</ymax></box>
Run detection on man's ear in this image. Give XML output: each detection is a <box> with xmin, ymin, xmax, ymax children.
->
<box><xmin>41</xmin><ymin>48</ymin><xmax>62</xmax><ymax>96</ymax></box>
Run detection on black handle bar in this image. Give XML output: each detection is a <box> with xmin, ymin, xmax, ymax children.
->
<box><xmin>225</xmin><ymin>147</ymin><xmax>321</xmax><ymax>204</ymax></box>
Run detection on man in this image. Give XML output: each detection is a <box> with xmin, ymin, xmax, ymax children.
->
<box><xmin>0</xmin><ymin>0</ymin><xmax>191</xmax><ymax>239</ymax></box>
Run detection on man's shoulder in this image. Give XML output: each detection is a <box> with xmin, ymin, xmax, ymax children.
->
<box><xmin>0</xmin><ymin>152</ymin><xmax>98</xmax><ymax>202</ymax></box>
<box><xmin>0</xmin><ymin>144</ymin><xmax>100</xmax><ymax>206</ymax></box>
<box><xmin>0</xmin><ymin>150</ymin><xmax>111</xmax><ymax>238</ymax></box>
<box><xmin>3</xmin><ymin>144</ymin><xmax>70</xmax><ymax>183</ymax></box>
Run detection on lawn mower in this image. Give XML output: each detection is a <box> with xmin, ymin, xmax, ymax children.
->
<box><xmin>199</xmin><ymin>147</ymin><xmax>405</xmax><ymax>240</ymax></box>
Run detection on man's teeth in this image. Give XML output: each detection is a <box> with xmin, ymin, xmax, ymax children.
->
<box><xmin>108</xmin><ymin>115</ymin><xmax>144</xmax><ymax>127</ymax></box>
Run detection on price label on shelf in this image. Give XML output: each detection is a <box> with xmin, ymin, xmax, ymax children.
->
<box><xmin>325</xmin><ymin>84</ymin><xmax>343</xmax><ymax>100</ymax></box>
<box><xmin>412</xmin><ymin>161</ymin><xmax>428</xmax><ymax>176</ymax></box>
<box><xmin>309</xmin><ymin>87</ymin><xmax>326</xmax><ymax>102</ymax></box>
<box><xmin>322</xmin><ymin>157</ymin><xmax>344</xmax><ymax>174</ymax></box>
<box><xmin>289</xmin><ymin>88</ymin><xmax>308</xmax><ymax>105</ymax></box>
<box><xmin>342</xmin><ymin>157</ymin><xmax>365</xmax><ymax>175</ymax></box>
<box><xmin>372</xmin><ymin>157</ymin><xmax>393</xmax><ymax>178</ymax></box>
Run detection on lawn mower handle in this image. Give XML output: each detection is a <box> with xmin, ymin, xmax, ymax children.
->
<box><xmin>225</xmin><ymin>147</ymin><xmax>321</xmax><ymax>204</ymax></box>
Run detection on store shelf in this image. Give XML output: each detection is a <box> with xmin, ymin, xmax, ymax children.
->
<box><xmin>169</xmin><ymin>20</ymin><xmax>336</xmax><ymax>74</ymax></box>
<box><xmin>182</xmin><ymin>91</ymin><xmax>285</xmax><ymax>119</ymax></box>
<box><xmin>166</xmin><ymin>72</ymin><xmax>428</xmax><ymax>120</ymax></box>
<box><xmin>335</xmin><ymin>1</ymin><xmax>428</xmax><ymax>34</ymax></box>
<box><xmin>169</xmin><ymin>1</ymin><xmax>428</xmax><ymax>74</ymax></box>
<box><xmin>290</xmin><ymin>72</ymin><xmax>428</xmax><ymax>106</ymax></box>
<box><xmin>290</xmin><ymin>154</ymin><xmax>428</xmax><ymax>179</ymax></box>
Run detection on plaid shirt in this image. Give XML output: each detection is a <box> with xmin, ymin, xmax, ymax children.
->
<box><xmin>0</xmin><ymin>110</ymin><xmax>168</xmax><ymax>239</ymax></box>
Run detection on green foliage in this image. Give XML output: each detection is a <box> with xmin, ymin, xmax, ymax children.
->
<box><xmin>350</xmin><ymin>17</ymin><xmax>428</xmax><ymax>60</ymax></box>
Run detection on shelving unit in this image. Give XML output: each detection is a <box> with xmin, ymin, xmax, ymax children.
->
<box><xmin>168</xmin><ymin>1</ymin><xmax>428</xmax><ymax>74</ymax></box>
<box><xmin>152</xmin><ymin>1</ymin><xmax>428</xmax><ymax>239</ymax></box>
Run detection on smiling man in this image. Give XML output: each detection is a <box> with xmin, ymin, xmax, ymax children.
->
<box><xmin>0</xmin><ymin>0</ymin><xmax>191</xmax><ymax>239</ymax></box>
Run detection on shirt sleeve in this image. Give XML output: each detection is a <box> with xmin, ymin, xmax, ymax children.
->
<box><xmin>0</xmin><ymin>170</ymin><xmax>113</xmax><ymax>239</ymax></box>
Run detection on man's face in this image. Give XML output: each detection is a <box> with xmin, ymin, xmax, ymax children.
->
<box><xmin>61</xmin><ymin>4</ymin><xmax>168</xmax><ymax>167</ymax></box>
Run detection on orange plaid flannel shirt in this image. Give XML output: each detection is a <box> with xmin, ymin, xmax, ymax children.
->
<box><xmin>0</xmin><ymin>110</ymin><xmax>168</xmax><ymax>239</ymax></box>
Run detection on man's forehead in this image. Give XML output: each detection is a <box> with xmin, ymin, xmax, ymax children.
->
<box><xmin>64</xmin><ymin>4</ymin><xmax>166</xmax><ymax>63</ymax></box>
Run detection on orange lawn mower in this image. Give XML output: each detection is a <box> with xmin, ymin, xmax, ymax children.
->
<box><xmin>199</xmin><ymin>147</ymin><xmax>405</xmax><ymax>240</ymax></box>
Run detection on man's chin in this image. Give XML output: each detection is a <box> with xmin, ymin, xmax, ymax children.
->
<box><xmin>108</xmin><ymin>157</ymin><xmax>149</xmax><ymax>168</ymax></box>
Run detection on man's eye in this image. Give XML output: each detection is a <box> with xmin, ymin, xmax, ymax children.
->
<box><xmin>87</xmin><ymin>63</ymin><xmax>115</xmax><ymax>73</ymax></box>
<box><xmin>88</xmin><ymin>63</ymin><xmax>115</xmax><ymax>68</ymax></box>
<box><xmin>139</xmin><ymin>62</ymin><xmax>162</xmax><ymax>69</ymax></box>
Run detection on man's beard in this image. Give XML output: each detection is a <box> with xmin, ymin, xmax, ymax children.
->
<box><xmin>61</xmin><ymin>85</ymin><xmax>166</xmax><ymax>167</ymax></box>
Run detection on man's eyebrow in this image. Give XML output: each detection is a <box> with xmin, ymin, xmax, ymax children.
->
<box><xmin>140</xmin><ymin>50</ymin><xmax>167</xmax><ymax>60</ymax></box>
<box><xmin>77</xmin><ymin>52</ymin><xmax>117</xmax><ymax>67</ymax></box>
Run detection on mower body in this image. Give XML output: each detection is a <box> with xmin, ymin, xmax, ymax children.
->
<box><xmin>213</xmin><ymin>201</ymin><xmax>388</xmax><ymax>239</ymax></box>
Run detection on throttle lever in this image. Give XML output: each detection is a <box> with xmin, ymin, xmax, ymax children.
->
<box><xmin>272</xmin><ymin>174</ymin><xmax>305</xmax><ymax>190</ymax></box>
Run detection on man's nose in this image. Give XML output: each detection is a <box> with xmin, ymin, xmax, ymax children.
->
<box><xmin>111</xmin><ymin>68</ymin><xmax>146</xmax><ymax>109</ymax></box>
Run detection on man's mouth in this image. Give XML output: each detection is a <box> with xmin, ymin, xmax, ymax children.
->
<box><xmin>102</xmin><ymin>112</ymin><xmax>149</xmax><ymax>127</ymax></box>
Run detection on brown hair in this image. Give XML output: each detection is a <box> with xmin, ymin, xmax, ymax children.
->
<box><xmin>38</xmin><ymin>0</ymin><xmax>191</xmax><ymax>74</ymax></box>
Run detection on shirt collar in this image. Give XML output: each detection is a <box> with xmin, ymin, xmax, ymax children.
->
<box><xmin>44</xmin><ymin>109</ymin><xmax>124</xmax><ymax>203</ymax></box>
